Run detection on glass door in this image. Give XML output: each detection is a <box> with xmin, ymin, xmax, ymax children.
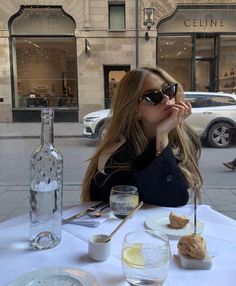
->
<box><xmin>195</xmin><ymin>59</ymin><xmax>214</xmax><ymax>91</ymax></box>
<box><xmin>194</xmin><ymin>35</ymin><xmax>219</xmax><ymax>91</ymax></box>
<box><xmin>104</xmin><ymin>65</ymin><xmax>130</xmax><ymax>108</ymax></box>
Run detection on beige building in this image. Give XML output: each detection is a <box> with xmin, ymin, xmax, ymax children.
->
<box><xmin>0</xmin><ymin>0</ymin><xmax>236</xmax><ymax>122</ymax></box>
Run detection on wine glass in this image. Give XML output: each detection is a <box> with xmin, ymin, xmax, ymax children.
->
<box><xmin>122</xmin><ymin>230</ymin><xmax>170</xmax><ymax>286</ymax></box>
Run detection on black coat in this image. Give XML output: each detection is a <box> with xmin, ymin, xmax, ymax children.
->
<box><xmin>90</xmin><ymin>141</ymin><xmax>189</xmax><ymax>207</ymax></box>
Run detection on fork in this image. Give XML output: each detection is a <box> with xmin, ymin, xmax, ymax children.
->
<box><xmin>63</xmin><ymin>201</ymin><xmax>106</xmax><ymax>223</ymax></box>
<box><xmin>87</xmin><ymin>205</ymin><xmax>110</xmax><ymax>218</ymax></box>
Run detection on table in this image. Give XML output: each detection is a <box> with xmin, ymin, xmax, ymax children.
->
<box><xmin>0</xmin><ymin>204</ymin><xmax>236</xmax><ymax>285</ymax></box>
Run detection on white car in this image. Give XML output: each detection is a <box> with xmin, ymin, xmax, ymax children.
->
<box><xmin>82</xmin><ymin>92</ymin><xmax>236</xmax><ymax>148</ymax></box>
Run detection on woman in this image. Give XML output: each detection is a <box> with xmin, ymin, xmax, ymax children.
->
<box><xmin>81</xmin><ymin>67</ymin><xmax>202</xmax><ymax>206</ymax></box>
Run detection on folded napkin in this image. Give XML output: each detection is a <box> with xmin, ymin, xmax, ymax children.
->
<box><xmin>67</xmin><ymin>213</ymin><xmax>111</xmax><ymax>228</ymax></box>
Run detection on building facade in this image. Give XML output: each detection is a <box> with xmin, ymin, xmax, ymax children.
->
<box><xmin>0</xmin><ymin>0</ymin><xmax>236</xmax><ymax>122</ymax></box>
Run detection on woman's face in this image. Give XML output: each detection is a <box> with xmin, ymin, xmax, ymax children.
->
<box><xmin>137</xmin><ymin>72</ymin><xmax>175</xmax><ymax>126</ymax></box>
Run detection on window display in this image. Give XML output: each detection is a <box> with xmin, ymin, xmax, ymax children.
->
<box><xmin>219</xmin><ymin>36</ymin><xmax>236</xmax><ymax>94</ymax></box>
<box><xmin>10</xmin><ymin>7</ymin><xmax>78</xmax><ymax>109</ymax></box>
<box><xmin>158</xmin><ymin>36</ymin><xmax>192</xmax><ymax>91</ymax></box>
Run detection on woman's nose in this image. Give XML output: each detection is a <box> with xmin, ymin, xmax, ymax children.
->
<box><xmin>161</xmin><ymin>94</ymin><xmax>171</xmax><ymax>103</ymax></box>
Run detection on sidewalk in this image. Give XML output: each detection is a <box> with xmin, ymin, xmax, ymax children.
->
<box><xmin>0</xmin><ymin>122</ymin><xmax>83</xmax><ymax>138</ymax></box>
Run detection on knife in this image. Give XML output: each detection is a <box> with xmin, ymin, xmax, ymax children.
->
<box><xmin>62</xmin><ymin>201</ymin><xmax>106</xmax><ymax>224</ymax></box>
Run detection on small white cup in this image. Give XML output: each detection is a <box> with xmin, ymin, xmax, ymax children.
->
<box><xmin>88</xmin><ymin>234</ymin><xmax>111</xmax><ymax>261</ymax></box>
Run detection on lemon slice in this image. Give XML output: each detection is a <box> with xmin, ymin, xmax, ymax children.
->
<box><xmin>122</xmin><ymin>243</ymin><xmax>144</xmax><ymax>268</ymax></box>
<box><xmin>129</xmin><ymin>196</ymin><xmax>139</xmax><ymax>208</ymax></box>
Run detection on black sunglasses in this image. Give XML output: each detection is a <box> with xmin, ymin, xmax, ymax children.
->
<box><xmin>138</xmin><ymin>83</ymin><xmax>178</xmax><ymax>105</ymax></box>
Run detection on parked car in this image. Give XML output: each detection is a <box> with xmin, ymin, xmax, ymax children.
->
<box><xmin>82</xmin><ymin>92</ymin><xmax>236</xmax><ymax>148</ymax></box>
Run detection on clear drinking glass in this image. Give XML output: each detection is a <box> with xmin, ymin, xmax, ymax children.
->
<box><xmin>122</xmin><ymin>230</ymin><xmax>171</xmax><ymax>286</ymax></box>
<box><xmin>110</xmin><ymin>185</ymin><xmax>139</xmax><ymax>219</ymax></box>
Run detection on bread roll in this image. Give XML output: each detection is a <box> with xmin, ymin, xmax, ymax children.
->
<box><xmin>177</xmin><ymin>234</ymin><xmax>207</xmax><ymax>260</ymax></box>
<box><xmin>169</xmin><ymin>212</ymin><xmax>189</xmax><ymax>228</ymax></box>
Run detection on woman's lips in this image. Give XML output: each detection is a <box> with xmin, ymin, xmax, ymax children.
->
<box><xmin>164</xmin><ymin>106</ymin><xmax>172</xmax><ymax>112</ymax></box>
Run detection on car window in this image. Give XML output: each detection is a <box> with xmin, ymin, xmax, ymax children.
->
<box><xmin>185</xmin><ymin>94</ymin><xmax>213</xmax><ymax>108</ymax></box>
<box><xmin>185</xmin><ymin>93</ymin><xmax>236</xmax><ymax>107</ymax></box>
<box><xmin>211</xmin><ymin>96</ymin><xmax>236</xmax><ymax>106</ymax></box>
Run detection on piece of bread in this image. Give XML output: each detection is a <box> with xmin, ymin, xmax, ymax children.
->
<box><xmin>177</xmin><ymin>234</ymin><xmax>207</xmax><ymax>260</ymax></box>
<box><xmin>169</xmin><ymin>212</ymin><xmax>189</xmax><ymax>228</ymax></box>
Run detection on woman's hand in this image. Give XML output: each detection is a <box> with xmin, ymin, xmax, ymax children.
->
<box><xmin>155</xmin><ymin>100</ymin><xmax>192</xmax><ymax>154</ymax></box>
<box><xmin>157</xmin><ymin>100</ymin><xmax>192</xmax><ymax>135</ymax></box>
<box><xmin>171</xmin><ymin>100</ymin><xmax>192</xmax><ymax>123</ymax></box>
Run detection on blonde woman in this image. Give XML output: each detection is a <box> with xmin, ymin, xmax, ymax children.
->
<box><xmin>81</xmin><ymin>67</ymin><xmax>202</xmax><ymax>206</ymax></box>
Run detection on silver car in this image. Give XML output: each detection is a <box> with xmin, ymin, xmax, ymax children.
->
<box><xmin>82</xmin><ymin>92</ymin><xmax>236</xmax><ymax>148</ymax></box>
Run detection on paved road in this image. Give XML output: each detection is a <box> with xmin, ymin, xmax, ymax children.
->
<box><xmin>1</xmin><ymin>137</ymin><xmax>235</xmax><ymax>187</ymax></box>
<box><xmin>0</xmin><ymin>137</ymin><xmax>236</xmax><ymax>222</ymax></box>
<box><xmin>0</xmin><ymin>137</ymin><xmax>95</xmax><ymax>185</ymax></box>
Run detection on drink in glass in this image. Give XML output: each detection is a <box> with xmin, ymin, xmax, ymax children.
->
<box><xmin>110</xmin><ymin>185</ymin><xmax>139</xmax><ymax>219</ymax></box>
<box><xmin>122</xmin><ymin>230</ymin><xmax>170</xmax><ymax>286</ymax></box>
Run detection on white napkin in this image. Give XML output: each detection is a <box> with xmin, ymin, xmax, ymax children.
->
<box><xmin>67</xmin><ymin>213</ymin><xmax>112</xmax><ymax>228</ymax></box>
<box><xmin>63</xmin><ymin>204</ymin><xmax>112</xmax><ymax>228</ymax></box>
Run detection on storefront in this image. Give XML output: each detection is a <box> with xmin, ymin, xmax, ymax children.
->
<box><xmin>1</xmin><ymin>2</ymin><xmax>236</xmax><ymax>123</ymax></box>
<box><xmin>157</xmin><ymin>5</ymin><xmax>236</xmax><ymax>94</ymax></box>
<box><xmin>0</xmin><ymin>2</ymin><xmax>137</xmax><ymax>122</ymax></box>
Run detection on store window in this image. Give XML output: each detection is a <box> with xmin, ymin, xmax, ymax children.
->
<box><xmin>219</xmin><ymin>36</ymin><xmax>236</xmax><ymax>94</ymax></box>
<box><xmin>157</xmin><ymin>5</ymin><xmax>236</xmax><ymax>93</ymax></box>
<box><xmin>158</xmin><ymin>36</ymin><xmax>192</xmax><ymax>91</ymax></box>
<box><xmin>109</xmin><ymin>2</ymin><xmax>125</xmax><ymax>30</ymax></box>
<box><xmin>10</xmin><ymin>7</ymin><xmax>77</xmax><ymax>109</ymax></box>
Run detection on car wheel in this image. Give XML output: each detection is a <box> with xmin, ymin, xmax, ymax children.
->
<box><xmin>207</xmin><ymin>122</ymin><xmax>232</xmax><ymax>148</ymax></box>
<box><xmin>97</xmin><ymin>123</ymin><xmax>107</xmax><ymax>141</ymax></box>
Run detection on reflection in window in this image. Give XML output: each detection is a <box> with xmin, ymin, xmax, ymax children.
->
<box><xmin>219</xmin><ymin>36</ymin><xmax>236</xmax><ymax>94</ymax></box>
<box><xmin>211</xmin><ymin>96</ymin><xmax>236</xmax><ymax>106</ymax></box>
<box><xmin>10</xmin><ymin>7</ymin><xmax>77</xmax><ymax>109</ymax></box>
<box><xmin>158</xmin><ymin>36</ymin><xmax>192</xmax><ymax>91</ymax></box>
<box><xmin>109</xmin><ymin>3</ymin><xmax>125</xmax><ymax>30</ymax></box>
<box><xmin>14</xmin><ymin>37</ymin><xmax>77</xmax><ymax>108</ymax></box>
<box><xmin>195</xmin><ymin>37</ymin><xmax>214</xmax><ymax>58</ymax></box>
<box><xmin>186</xmin><ymin>94</ymin><xmax>236</xmax><ymax>108</ymax></box>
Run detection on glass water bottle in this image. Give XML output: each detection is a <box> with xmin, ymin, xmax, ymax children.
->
<box><xmin>29</xmin><ymin>108</ymin><xmax>63</xmax><ymax>250</ymax></box>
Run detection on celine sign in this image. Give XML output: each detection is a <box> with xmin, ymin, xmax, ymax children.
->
<box><xmin>183</xmin><ymin>19</ymin><xmax>224</xmax><ymax>28</ymax></box>
<box><xmin>158</xmin><ymin>8</ymin><xmax>236</xmax><ymax>33</ymax></box>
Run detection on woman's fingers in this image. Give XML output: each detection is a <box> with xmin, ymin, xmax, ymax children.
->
<box><xmin>173</xmin><ymin>100</ymin><xmax>192</xmax><ymax>120</ymax></box>
<box><xmin>156</xmin><ymin>100</ymin><xmax>192</xmax><ymax>135</ymax></box>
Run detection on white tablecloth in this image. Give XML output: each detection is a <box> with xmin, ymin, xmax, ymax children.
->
<box><xmin>0</xmin><ymin>204</ymin><xmax>236</xmax><ymax>286</ymax></box>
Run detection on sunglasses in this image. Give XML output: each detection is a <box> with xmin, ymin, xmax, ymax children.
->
<box><xmin>138</xmin><ymin>83</ymin><xmax>178</xmax><ymax>105</ymax></box>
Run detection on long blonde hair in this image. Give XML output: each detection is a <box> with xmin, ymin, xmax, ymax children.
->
<box><xmin>81</xmin><ymin>67</ymin><xmax>202</xmax><ymax>201</ymax></box>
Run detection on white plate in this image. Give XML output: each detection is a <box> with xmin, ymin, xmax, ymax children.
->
<box><xmin>7</xmin><ymin>267</ymin><xmax>100</xmax><ymax>286</ymax></box>
<box><xmin>145</xmin><ymin>215</ymin><xmax>204</xmax><ymax>239</ymax></box>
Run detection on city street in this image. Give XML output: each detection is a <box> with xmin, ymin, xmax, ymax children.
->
<box><xmin>0</xmin><ymin>137</ymin><xmax>236</xmax><ymax>221</ymax></box>
<box><xmin>1</xmin><ymin>137</ymin><xmax>235</xmax><ymax>187</ymax></box>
